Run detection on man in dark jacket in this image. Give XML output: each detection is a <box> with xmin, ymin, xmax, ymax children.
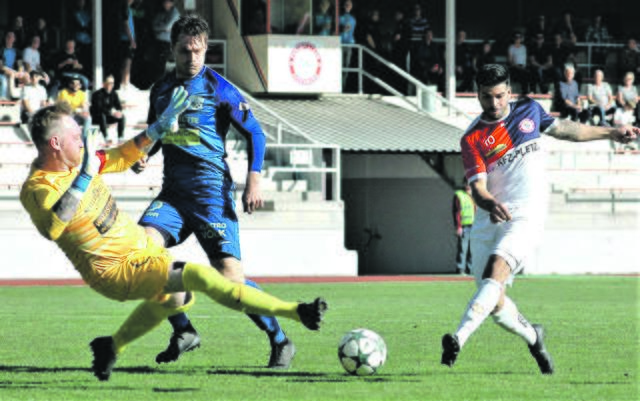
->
<box><xmin>90</xmin><ymin>74</ymin><xmax>126</xmax><ymax>143</ymax></box>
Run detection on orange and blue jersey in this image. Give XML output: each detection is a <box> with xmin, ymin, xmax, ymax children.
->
<box><xmin>461</xmin><ymin>97</ymin><xmax>556</xmax><ymax>209</ymax></box>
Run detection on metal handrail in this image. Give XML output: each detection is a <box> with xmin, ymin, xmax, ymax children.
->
<box><xmin>342</xmin><ymin>43</ymin><xmax>474</xmax><ymax>120</ymax></box>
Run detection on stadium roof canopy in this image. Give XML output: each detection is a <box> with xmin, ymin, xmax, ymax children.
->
<box><xmin>253</xmin><ymin>95</ymin><xmax>464</xmax><ymax>153</ymax></box>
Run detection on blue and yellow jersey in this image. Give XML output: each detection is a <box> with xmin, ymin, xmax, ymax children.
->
<box><xmin>20</xmin><ymin>140</ymin><xmax>151</xmax><ymax>288</ymax></box>
<box><xmin>148</xmin><ymin>66</ymin><xmax>266</xmax><ymax>198</ymax></box>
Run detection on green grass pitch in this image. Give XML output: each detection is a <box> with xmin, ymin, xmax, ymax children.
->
<box><xmin>0</xmin><ymin>276</ymin><xmax>637</xmax><ymax>401</ymax></box>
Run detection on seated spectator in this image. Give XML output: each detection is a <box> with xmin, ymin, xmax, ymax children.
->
<box><xmin>584</xmin><ymin>14</ymin><xmax>610</xmax><ymax>68</ymax></box>
<box><xmin>57</xmin><ymin>77</ymin><xmax>90</xmax><ymax>128</ymax></box>
<box><xmin>7</xmin><ymin>61</ymin><xmax>30</xmax><ymax>101</ymax></box>
<box><xmin>22</xmin><ymin>36</ymin><xmax>43</xmax><ymax>72</ymax></box>
<box><xmin>616</xmin><ymin>72</ymin><xmax>640</xmax><ymax>128</ymax></box>
<box><xmin>1</xmin><ymin>31</ymin><xmax>21</xmax><ymax>99</ymax></box>
<box><xmin>314</xmin><ymin>0</ymin><xmax>333</xmax><ymax>36</ymax></box>
<box><xmin>555</xmin><ymin>63</ymin><xmax>589</xmax><ymax>122</ymax></box>
<box><xmin>587</xmin><ymin>69</ymin><xmax>616</xmax><ymax>126</ymax></box>
<box><xmin>618</xmin><ymin>38</ymin><xmax>640</xmax><ymax>78</ymax></box>
<box><xmin>90</xmin><ymin>74</ymin><xmax>126</xmax><ymax>144</ymax></box>
<box><xmin>507</xmin><ymin>32</ymin><xmax>531</xmax><ymax>94</ymax></box>
<box><xmin>455</xmin><ymin>30</ymin><xmax>475</xmax><ymax>92</ymax></box>
<box><xmin>52</xmin><ymin>39</ymin><xmax>90</xmax><ymax>97</ymax></box>
<box><xmin>413</xmin><ymin>29</ymin><xmax>443</xmax><ymax>91</ymax></box>
<box><xmin>528</xmin><ymin>32</ymin><xmax>554</xmax><ymax>93</ymax></box>
<box><xmin>20</xmin><ymin>70</ymin><xmax>50</xmax><ymax>123</ymax></box>
<box><xmin>474</xmin><ymin>40</ymin><xmax>495</xmax><ymax>71</ymax></box>
<box><xmin>549</xmin><ymin>32</ymin><xmax>568</xmax><ymax>82</ymax></box>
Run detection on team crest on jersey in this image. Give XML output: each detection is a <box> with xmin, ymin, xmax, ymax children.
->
<box><xmin>189</xmin><ymin>96</ymin><xmax>205</xmax><ymax>110</ymax></box>
<box><xmin>519</xmin><ymin>118</ymin><xmax>536</xmax><ymax>134</ymax></box>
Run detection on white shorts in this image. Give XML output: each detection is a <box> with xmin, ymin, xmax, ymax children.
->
<box><xmin>470</xmin><ymin>210</ymin><xmax>544</xmax><ymax>287</ymax></box>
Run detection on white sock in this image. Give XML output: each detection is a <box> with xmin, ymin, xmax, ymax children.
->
<box><xmin>455</xmin><ymin>278</ymin><xmax>503</xmax><ymax>347</ymax></box>
<box><xmin>492</xmin><ymin>296</ymin><xmax>537</xmax><ymax>345</ymax></box>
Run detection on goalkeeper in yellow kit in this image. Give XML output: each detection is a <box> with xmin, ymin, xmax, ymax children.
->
<box><xmin>20</xmin><ymin>87</ymin><xmax>327</xmax><ymax>381</ymax></box>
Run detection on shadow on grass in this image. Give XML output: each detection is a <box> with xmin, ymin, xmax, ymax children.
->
<box><xmin>207</xmin><ymin>368</ymin><xmax>422</xmax><ymax>383</ymax></box>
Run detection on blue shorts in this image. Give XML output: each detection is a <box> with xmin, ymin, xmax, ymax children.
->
<box><xmin>138</xmin><ymin>189</ymin><xmax>241</xmax><ymax>261</ymax></box>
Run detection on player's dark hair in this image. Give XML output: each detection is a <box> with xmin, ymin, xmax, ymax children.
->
<box><xmin>475</xmin><ymin>64</ymin><xmax>510</xmax><ymax>89</ymax></box>
<box><xmin>171</xmin><ymin>14</ymin><xmax>209</xmax><ymax>46</ymax></box>
<box><xmin>30</xmin><ymin>102</ymin><xmax>72</xmax><ymax>149</ymax></box>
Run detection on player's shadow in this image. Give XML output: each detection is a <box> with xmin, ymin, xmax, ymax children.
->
<box><xmin>208</xmin><ymin>368</ymin><xmax>421</xmax><ymax>383</ymax></box>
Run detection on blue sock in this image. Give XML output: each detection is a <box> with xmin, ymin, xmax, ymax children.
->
<box><xmin>168</xmin><ymin>312</ymin><xmax>190</xmax><ymax>332</ymax></box>
<box><xmin>244</xmin><ymin>279</ymin><xmax>287</xmax><ymax>344</ymax></box>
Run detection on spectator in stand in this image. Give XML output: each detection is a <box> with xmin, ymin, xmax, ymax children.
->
<box><xmin>564</xmin><ymin>32</ymin><xmax>584</xmax><ymax>87</ymax></box>
<box><xmin>390</xmin><ymin>9</ymin><xmax>409</xmax><ymax>69</ymax></box>
<box><xmin>1</xmin><ymin>31</ymin><xmax>21</xmax><ymax>100</ymax></box>
<box><xmin>339</xmin><ymin>0</ymin><xmax>356</xmax><ymax>87</ymax></box>
<box><xmin>414</xmin><ymin>29</ymin><xmax>443</xmax><ymax>91</ymax></box>
<box><xmin>54</xmin><ymin>39</ymin><xmax>90</xmax><ymax>93</ymax></box>
<box><xmin>22</xmin><ymin>36</ymin><xmax>43</xmax><ymax>72</ymax></box>
<box><xmin>474</xmin><ymin>40</ymin><xmax>495</xmax><ymax>71</ymax></box>
<box><xmin>7</xmin><ymin>61</ymin><xmax>30</xmax><ymax>101</ymax></box>
<box><xmin>408</xmin><ymin>4</ymin><xmax>429</xmax><ymax>76</ymax></box>
<box><xmin>584</xmin><ymin>14</ymin><xmax>610</xmax><ymax>68</ymax></box>
<box><xmin>528</xmin><ymin>32</ymin><xmax>554</xmax><ymax>94</ymax></box>
<box><xmin>90</xmin><ymin>74</ymin><xmax>126</xmax><ymax>144</ymax></box>
<box><xmin>555</xmin><ymin>10</ymin><xmax>577</xmax><ymax>43</ymax></box>
<box><xmin>619</xmin><ymin>38</ymin><xmax>640</xmax><ymax>78</ymax></box>
<box><xmin>33</xmin><ymin>18</ymin><xmax>51</xmax><ymax>53</ymax></box>
<box><xmin>12</xmin><ymin>16</ymin><xmax>28</xmax><ymax>50</ymax></box>
<box><xmin>314</xmin><ymin>0</ymin><xmax>333</xmax><ymax>36</ymax></box>
<box><xmin>455</xmin><ymin>30</ymin><xmax>475</xmax><ymax>92</ymax></box>
<box><xmin>555</xmin><ymin>63</ymin><xmax>589</xmax><ymax>123</ymax></box>
<box><xmin>119</xmin><ymin>0</ymin><xmax>137</xmax><ymax>92</ymax></box>
<box><xmin>152</xmin><ymin>0</ymin><xmax>180</xmax><ymax>80</ymax></box>
<box><xmin>549</xmin><ymin>33</ymin><xmax>568</xmax><ymax>82</ymax></box>
<box><xmin>587</xmin><ymin>69</ymin><xmax>615</xmax><ymax>126</ymax></box>
<box><xmin>20</xmin><ymin>70</ymin><xmax>50</xmax><ymax>123</ymax></box>
<box><xmin>616</xmin><ymin>72</ymin><xmax>640</xmax><ymax>128</ymax></box>
<box><xmin>507</xmin><ymin>32</ymin><xmax>531</xmax><ymax>94</ymax></box>
<box><xmin>361</xmin><ymin>8</ymin><xmax>384</xmax><ymax>93</ymax></box>
<box><xmin>70</xmin><ymin>0</ymin><xmax>93</xmax><ymax>73</ymax></box>
<box><xmin>57</xmin><ymin>77</ymin><xmax>90</xmax><ymax>128</ymax></box>
<box><xmin>527</xmin><ymin>15</ymin><xmax>550</xmax><ymax>43</ymax></box>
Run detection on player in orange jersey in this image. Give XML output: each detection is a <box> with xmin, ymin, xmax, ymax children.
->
<box><xmin>20</xmin><ymin>91</ymin><xmax>327</xmax><ymax>381</ymax></box>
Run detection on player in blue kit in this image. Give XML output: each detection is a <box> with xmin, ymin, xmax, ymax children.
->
<box><xmin>135</xmin><ymin>15</ymin><xmax>295</xmax><ymax>368</ymax></box>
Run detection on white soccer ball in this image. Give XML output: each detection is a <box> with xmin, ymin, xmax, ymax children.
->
<box><xmin>338</xmin><ymin>328</ymin><xmax>387</xmax><ymax>376</ymax></box>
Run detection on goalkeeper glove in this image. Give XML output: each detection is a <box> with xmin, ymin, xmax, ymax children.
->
<box><xmin>146</xmin><ymin>86</ymin><xmax>191</xmax><ymax>141</ymax></box>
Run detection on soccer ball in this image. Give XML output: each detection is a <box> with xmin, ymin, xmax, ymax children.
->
<box><xmin>338</xmin><ymin>328</ymin><xmax>387</xmax><ymax>376</ymax></box>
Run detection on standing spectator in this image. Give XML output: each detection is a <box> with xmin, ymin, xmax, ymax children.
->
<box><xmin>527</xmin><ymin>15</ymin><xmax>550</xmax><ymax>42</ymax></box>
<box><xmin>390</xmin><ymin>9</ymin><xmax>409</xmax><ymax>69</ymax></box>
<box><xmin>507</xmin><ymin>32</ymin><xmax>530</xmax><ymax>94</ymax></box>
<box><xmin>408</xmin><ymin>3</ymin><xmax>429</xmax><ymax>75</ymax></box>
<box><xmin>528</xmin><ymin>33</ymin><xmax>554</xmax><ymax>94</ymax></box>
<box><xmin>616</xmin><ymin>72</ymin><xmax>640</xmax><ymax>128</ymax></box>
<box><xmin>314</xmin><ymin>0</ymin><xmax>333</xmax><ymax>36</ymax></box>
<box><xmin>53</xmin><ymin>39</ymin><xmax>90</xmax><ymax>93</ymax></box>
<box><xmin>556</xmin><ymin>10</ymin><xmax>577</xmax><ymax>43</ymax></box>
<box><xmin>22</xmin><ymin>36</ymin><xmax>43</xmax><ymax>72</ymax></box>
<box><xmin>584</xmin><ymin>15</ymin><xmax>610</xmax><ymax>68</ymax></box>
<box><xmin>70</xmin><ymin>0</ymin><xmax>93</xmax><ymax>73</ymax></box>
<box><xmin>413</xmin><ymin>29</ymin><xmax>443</xmax><ymax>90</ymax></box>
<box><xmin>361</xmin><ymin>8</ymin><xmax>383</xmax><ymax>93</ymax></box>
<box><xmin>453</xmin><ymin>180</ymin><xmax>475</xmax><ymax>275</ymax></box>
<box><xmin>119</xmin><ymin>0</ymin><xmax>137</xmax><ymax>91</ymax></box>
<box><xmin>455</xmin><ymin>30</ymin><xmax>475</xmax><ymax>92</ymax></box>
<box><xmin>619</xmin><ymin>38</ymin><xmax>640</xmax><ymax>78</ymax></box>
<box><xmin>90</xmin><ymin>74</ymin><xmax>126</xmax><ymax>144</ymax></box>
<box><xmin>152</xmin><ymin>0</ymin><xmax>180</xmax><ymax>81</ymax></box>
<box><xmin>20</xmin><ymin>70</ymin><xmax>50</xmax><ymax>123</ymax></box>
<box><xmin>339</xmin><ymin>0</ymin><xmax>356</xmax><ymax>87</ymax></box>
<box><xmin>474</xmin><ymin>40</ymin><xmax>496</xmax><ymax>71</ymax></box>
<box><xmin>1</xmin><ymin>31</ymin><xmax>20</xmax><ymax>100</ymax></box>
<box><xmin>12</xmin><ymin>16</ymin><xmax>28</xmax><ymax>50</ymax></box>
<box><xmin>555</xmin><ymin>64</ymin><xmax>589</xmax><ymax>122</ymax></box>
<box><xmin>32</xmin><ymin>18</ymin><xmax>52</xmax><ymax>65</ymax></box>
<box><xmin>587</xmin><ymin>69</ymin><xmax>615</xmax><ymax>126</ymax></box>
<box><xmin>57</xmin><ymin>77</ymin><xmax>90</xmax><ymax>128</ymax></box>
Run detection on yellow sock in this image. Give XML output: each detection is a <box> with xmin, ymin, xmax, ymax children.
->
<box><xmin>112</xmin><ymin>294</ymin><xmax>195</xmax><ymax>354</ymax></box>
<box><xmin>181</xmin><ymin>262</ymin><xmax>300</xmax><ymax>321</ymax></box>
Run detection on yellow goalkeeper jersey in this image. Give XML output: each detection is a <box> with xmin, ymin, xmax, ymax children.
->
<box><xmin>20</xmin><ymin>140</ymin><xmax>148</xmax><ymax>288</ymax></box>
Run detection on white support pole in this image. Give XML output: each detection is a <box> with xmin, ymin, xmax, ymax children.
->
<box><xmin>445</xmin><ymin>0</ymin><xmax>456</xmax><ymax>113</ymax></box>
<box><xmin>93</xmin><ymin>0</ymin><xmax>103</xmax><ymax>88</ymax></box>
